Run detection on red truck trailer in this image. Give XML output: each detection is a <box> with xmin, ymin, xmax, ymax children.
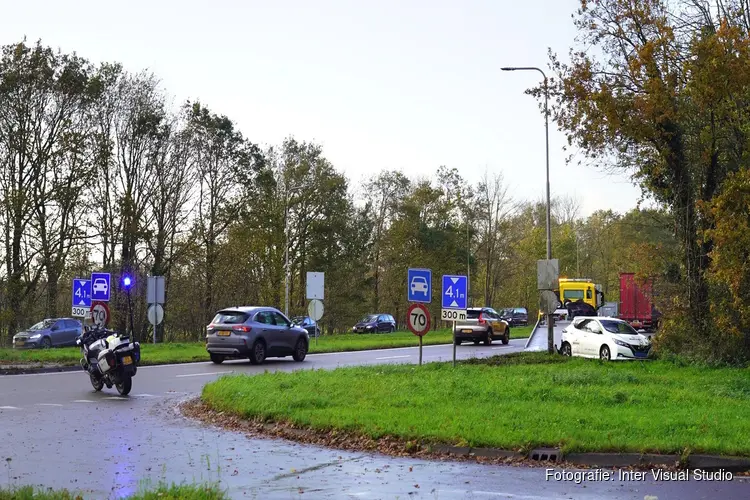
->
<box><xmin>619</xmin><ymin>273</ymin><xmax>660</xmax><ymax>331</ymax></box>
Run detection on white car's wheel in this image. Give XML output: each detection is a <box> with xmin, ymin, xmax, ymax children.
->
<box><xmin>561</xmin><ymin>342</ymin><xmax>572</xmax><ymax>356</ymax></box>
<box><xmin>600</xmin><ymin>345</ymin><xmax>611</xmax><ymax>361</ymax></box>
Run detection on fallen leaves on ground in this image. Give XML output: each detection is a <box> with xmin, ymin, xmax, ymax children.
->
<box><xmin>178</xmin><ymin>398</ymin><xmax>750</xmax><ymax>474</ymax></box>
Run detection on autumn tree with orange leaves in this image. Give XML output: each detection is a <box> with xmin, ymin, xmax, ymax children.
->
<box><xmin>542</xmin><ymin>0</ymin><xmax>750</xmax><ymax>362</ymax></box>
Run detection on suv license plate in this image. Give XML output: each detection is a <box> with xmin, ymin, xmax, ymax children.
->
<box><xmin>462</xmin><ymin>329</ymin><xmax>473</xmax><ymax>333</ymax></box>
<box><xmin>217</xmin><ymin>331</ymin><xmax>231</xmax><ymax>336</ymax></box>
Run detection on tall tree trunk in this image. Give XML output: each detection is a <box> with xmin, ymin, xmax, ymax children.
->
<box><xmin>46</xmin><ymin>271</ymin><xmax>59</xmax><ymax>318</ymax></box>
<box><xmin>8</xmin><ymin>220</ymin><xmax>24</xmax><ymax>336</ymax></box>
<box><xmin>666</xmin><ymin>124</ymin><xmax>708</xmax><ymax>329</ymax></box>
<box><xmin>299</xmin><ymin>230</ymin><xmax>307</xmax><ymax>312</ymax></box>
<box><xmin>3</xmin><ymin>218</ymin><xmax>12</xmax><ymax>343</ymax></box>
<box><xmin>205</xmin><ymin>240</ymin><xmax>215</xmax><ymax>325</ymax></box>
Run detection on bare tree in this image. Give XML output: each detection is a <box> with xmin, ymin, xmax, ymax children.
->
<box><xmin>90</xmin><ymin>68</ymin><xmax>166</xmax><ymax>332</ymax></box>
<box><xmin>143</xmin><ymin>114</ymin><xmax>196</xmax><ymax>341</ymax></box>
<box><xmin>475</xmin><ymin>171</ymin><xmax>514</xmax><ymax>306</ymax></box>
<box><xmin>0</xmin><ymin>41</ymin><xmax>93</xmax><ymax>335</ymax></box>
<box><xmin>553</xmin><ymin>194</ymin><xmax>582</xmax><ymax>226</ymax></box>
<box><xmin>185</xmin><ymin>101</ymin><xmax>263</xmax><ymax>323</ymax></box>
<box><xmin>364</xmin><ymin>170</ymin><xmax>411</xmax><ymax>311</ymax></box>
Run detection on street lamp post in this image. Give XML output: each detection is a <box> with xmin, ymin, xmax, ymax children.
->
<box><xmin>501</xmin><ymin>66</ymin><xmax>554</xmax><ymax>354</ymax></box>
<box><xmin>467</xmin><ymin>218</ymin><xmax>470</xmax><ymax>307</ymax></box>
<box><xmin>284</xmin><ymin>184</ymin><xmax>309</xmax><ymax>318</ymax></box>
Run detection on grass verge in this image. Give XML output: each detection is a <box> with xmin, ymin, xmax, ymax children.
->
<box><xmin>198</xmin><ymin>352</ymin><xmax>750</xmax><ymax>457</ymax></box>
<box><xmin>0</xmin><ymin>482</ymin><xmax>226</xmax><ymax>500</ymax></box>
<box><xmin>0</xmin><ymin>326</ymin><xmax>532</xmax><ymax>367</ymax></box>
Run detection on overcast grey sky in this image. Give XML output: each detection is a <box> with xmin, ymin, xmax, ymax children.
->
<box><xmin>1</xmin><ymin>0</ymin><xmax>646</xmax><ymax>217</ymax></box>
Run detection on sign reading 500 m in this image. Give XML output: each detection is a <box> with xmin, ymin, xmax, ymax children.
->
<box><xmin>441</xmin><ymin>308</ymin><xmax>467</xmax><ymax>321</ymax></box>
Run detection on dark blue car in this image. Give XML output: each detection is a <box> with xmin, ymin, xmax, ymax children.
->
<box><xmin>292</xmin><ymin>316</ymin><xmax>321</xmax><ymax>337</ymax></box>
<box><xmin>12</xmin><ymin>318</ymin><xmax>83</xmax><ymax>349</ymax></box>
<box><xmin>352</xmin><ymin>314</ymin><xmax>396</xmax><ymax>333</ymax></box>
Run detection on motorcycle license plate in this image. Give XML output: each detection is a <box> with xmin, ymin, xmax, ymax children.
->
<box><xmin>122</xmin><ymin>356</ymin><xmax>133</xmax><ymax>365</ymax></box>
<box><xmin>217</xmin><ymin>331</ymin><xmax>231</xmax><ymax>336</ymax></box>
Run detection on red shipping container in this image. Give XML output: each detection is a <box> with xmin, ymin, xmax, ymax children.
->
<box><xmin>619</xmin><ymin>273</ymin><xmax>658</xmax><ymax>331</ymax></box>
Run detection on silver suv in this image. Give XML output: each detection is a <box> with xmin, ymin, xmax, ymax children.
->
<box><xmin>453</xmin><ymin>307</ymin><xmax>510</xmax><ymax>345</ymax></box>
<box><xmin>205</xmin><ymin>307</ymin><xmax>309</xmax><ymax>365</ymax></box>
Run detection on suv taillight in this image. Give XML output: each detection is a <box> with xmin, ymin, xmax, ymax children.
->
<box><xmin>233</xmin><ymin>325</ymin><xmax>251</xmax><ymax>332</ymax></box>
<box><xmin>478</xmin><ymin>313</ymin><xmax>486</xmax><ymax>324</ymax></box>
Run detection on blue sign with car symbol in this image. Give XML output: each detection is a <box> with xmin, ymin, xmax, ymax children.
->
<box><xmin>91</xmin><ymin>272</ymin><xmax>111</xmax><ymax>302</ymax></box>
<box><xmin>407</xmin><ymin>268</ymin><xmax>431</xmax><ymax>303</ymax></box>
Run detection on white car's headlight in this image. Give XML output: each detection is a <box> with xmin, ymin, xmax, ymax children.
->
<box><xmin>614</xmin><ymin>339</ymin><xmax>630</xmax><ymax>347</ymax></box>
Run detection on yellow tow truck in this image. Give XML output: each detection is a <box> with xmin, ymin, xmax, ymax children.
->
<box><xmin>538</xmin><ymin>278</ymin><xmax>605</xmax><ymax>320</ymax></box>
<box><xmin>557</xmin><ymin>278</ymin><xmax>604</xmax><ymax>309</ymax></box>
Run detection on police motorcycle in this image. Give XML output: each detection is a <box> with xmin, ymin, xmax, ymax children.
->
<box><xmin>76</xmin><ymin>324</ymin><xmax>141</xmax><ymax>396</ymax></box>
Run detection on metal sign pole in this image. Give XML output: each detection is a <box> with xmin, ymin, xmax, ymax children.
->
<box><xmin>452</xmin><ymin>320</ymin><xmax>456</xmax><ymax>367</ymax></box>
<box><xmin>419</xmin><ymin>335</ymin><xmax>423</xmax><ymax>365</ymax></box>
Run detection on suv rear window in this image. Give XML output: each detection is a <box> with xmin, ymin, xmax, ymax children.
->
<box><xmin>211</xmin><ymin>311</ymin><xmax>249</xmax><ymax>324</ymax></box>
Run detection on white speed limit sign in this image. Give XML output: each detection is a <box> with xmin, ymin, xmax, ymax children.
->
<box><xmin>90</xmin><ymin>302</ymin><xmax>110</xmax><ymax>327</ymax></box>
<box><xmin>407</xmin><ymin>303</ymin><xmax>431</xmax><ymax>337</ymax></box>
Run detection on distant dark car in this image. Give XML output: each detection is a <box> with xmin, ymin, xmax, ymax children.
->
<box><xmin>566</xmin><ymin>300</ymin><xmax>597</xmax><ymax>320</ymax></box>
<box><xmin>352</xmin><ymin>314</ymin><xmax>396</xmax><ymax>333</ymax></box>
<box><xmin>292</xmin><ymin>316</ymin><xmax>321</xmax><ymax>338</ymax></box>
<box><xmin>205</xmin><ymin>306</ymin><xmax>309</xmax><ymax>365</ymax></box>
<box><xmin>12</xmin><ymin>318</ymin><xmax>82</xmax><ymax>349</ymax></box>
<box><xmin>499</xmin><ymin>307</ymin><xmax>528</xmax><ymax>326</ymax></box>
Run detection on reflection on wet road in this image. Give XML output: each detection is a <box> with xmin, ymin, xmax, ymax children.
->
<box><xmin>1</xmin><ymin>341</ymin><xmax>748</xmax><ymax>499</ymax></box>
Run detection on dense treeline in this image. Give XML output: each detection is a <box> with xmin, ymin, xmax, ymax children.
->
<box><xmin>0</xmin><ymin>40</ymin><xmax>674</xmax><ymax>344</ymax></box>
<box><xmin>1</xmin><ymin>15</ymin><xmax>748</xmax><ymax>366</ymax></box>
<box><xmin>545</xmin><ymin>0</ymin><xmax>750</xmax><ymax>363</ymax></box>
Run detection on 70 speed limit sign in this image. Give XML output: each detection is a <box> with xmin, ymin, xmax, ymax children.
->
<box><xmin>407</xmin><ymin>303</ymin><xmax>431</xmax><ymax>337</ymax></box>
<box><xmin>90</xmin><ymin>301</ymin><xmax>110</xmax><ymax>327</ymax></box>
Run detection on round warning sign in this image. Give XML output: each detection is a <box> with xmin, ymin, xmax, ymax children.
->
<box><xmin>407</xmin><ymin>303</ymin><xmax>431</xmax><ymax>337</ymax></box>
<box><xmin>90</xmin><ymin>301</ymin><xmax>110</xmax><ymax>327</ymax></box>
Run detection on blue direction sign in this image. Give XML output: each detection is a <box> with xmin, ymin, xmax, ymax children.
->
<box><xmin>91</xmin><ymin>272</ymin><xmax>111</xmax><ymax>302</ymax></box>
<box><xmin>72</xmin><ymin>279</ymin><xmax>91</xmax><ymax>308</ymax></box>
<box><xmin>407</xmin><ymin>268</ymin><xmax>432</xmax><ymax>303</ymax></box>
<box><xmin>442</xmin><ymin>275</ymin><xmax>467</xmax><ymax>309</ymax></box>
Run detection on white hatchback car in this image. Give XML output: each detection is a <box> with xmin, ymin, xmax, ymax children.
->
<box><xmin>560</xmin><ymin>316</ymin><xmax>652</xmax><ymax>361</ymax></box>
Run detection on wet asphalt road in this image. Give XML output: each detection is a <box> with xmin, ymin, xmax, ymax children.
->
<box><xmin>1</xmin><ymin>339</ymin><xmax>748</xmax><ymax>499</ymax></box>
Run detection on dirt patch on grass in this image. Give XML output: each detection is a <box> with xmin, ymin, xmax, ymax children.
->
<box><xmin>180</xmin><ymin>398</ymin><xmax>747</xmax><ymax>474</ymax></box>
<box><xmin>460</xmin><ymin>351</ymin><xmax>570</xmax><ymax>366</ymax></box>
<box><xmin>0</xmin><ymin>362</ymin><xmax>78</xmax><ymax>375</ymax></box>
<box><xmin>179</xmin><ymin>398</ymin><xmax>527</xmax><ymax>467</ymax></box>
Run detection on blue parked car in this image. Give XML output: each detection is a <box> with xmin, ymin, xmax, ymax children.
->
<box><xmin>292</xmin><ymin>316</ymin><xmax>321</xmax><ymax>337</ymax></box>
<box><xmin>12</xmin><ymin>318</ymin><xmax>83</xmax><ymax>349</ymax></box>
